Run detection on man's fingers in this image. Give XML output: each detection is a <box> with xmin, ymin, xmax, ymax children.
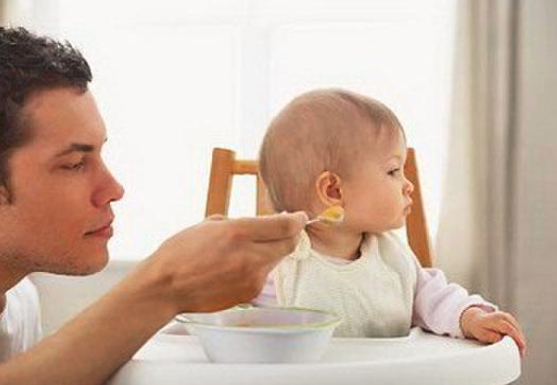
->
<box><xmin>229</xmin><ymin>212</ymin><xmax>308</xmax><ymax>242</ymax></box>
<box><xmin>253</xmin><ymin>236</ymin><xmax>300</xmax><ymax>265</ymax></box>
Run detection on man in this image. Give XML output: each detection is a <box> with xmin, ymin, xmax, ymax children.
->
<box><xmin>0</xmin><ymin>27</ymin><xmax>306</xmax><ymax>384</ymax></box>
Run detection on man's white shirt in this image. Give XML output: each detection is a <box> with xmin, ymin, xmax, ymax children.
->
<box><xmin>0</xmin><ymin>278</ymin><xmax>42</xmax><ymax>361</ymax></box>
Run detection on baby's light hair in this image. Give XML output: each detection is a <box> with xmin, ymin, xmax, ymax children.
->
<box><xmin>259</xmin><ymin>88</ymin><xmax>405</xmax><ymax>213</ymax></box>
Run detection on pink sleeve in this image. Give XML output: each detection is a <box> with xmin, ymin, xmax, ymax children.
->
<box><xmin>252</xmin><ymin>274</ymin><xmax>278</xmax><ymax>307</ymax></box>
<box><xmin>412</xmin><ymin>259</ymin><xmax>497</xmax><ymax>338</ymax></box>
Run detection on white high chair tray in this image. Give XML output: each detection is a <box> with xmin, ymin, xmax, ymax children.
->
<box><xmin>108</xmin><ymin>327</ymin><xmax>520</xmax><ymax>385</ymax></box>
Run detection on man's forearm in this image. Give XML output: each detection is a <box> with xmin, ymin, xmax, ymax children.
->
<box><xmin>0</xmin><ymin>257</ymin><xmax>177</xmax><ymax>385</ymax></box>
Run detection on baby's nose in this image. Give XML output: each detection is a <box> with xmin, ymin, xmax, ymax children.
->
<box><xmin>404</xmin><ymin>180</ymin><xmax>414</xmax><ymax>195</ymax></box>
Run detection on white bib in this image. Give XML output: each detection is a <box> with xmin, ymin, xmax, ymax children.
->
<box><xmin>274</xmin><ymin>231</ymin><xmax>417</xmax><ymax>337</ymax></box>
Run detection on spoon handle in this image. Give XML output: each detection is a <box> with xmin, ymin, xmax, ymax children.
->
<box><xmin>305</xmin><ymin>218</ymin><xmax>322</xmax><ymax>225</ymax></box>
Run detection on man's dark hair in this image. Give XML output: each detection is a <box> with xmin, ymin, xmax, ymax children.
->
<box><xmin>0</xmin><ymin>27</ymin><xmax>92</xmax><ymax>193</ymax></box>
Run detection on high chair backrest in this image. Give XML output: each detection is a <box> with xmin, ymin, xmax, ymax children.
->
<box><xmin>205</xmin><ymin>147</ymin><xmax>433</xmax><ymax>267</ymax></box>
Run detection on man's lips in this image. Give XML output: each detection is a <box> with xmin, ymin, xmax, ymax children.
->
<box><xmin>85</xmin><ymin>218</ymin><xmax>114</xmax><ymax>236</ymax></box>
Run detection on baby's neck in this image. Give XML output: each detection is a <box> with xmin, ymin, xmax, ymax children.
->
<box><xmin>307</xmin><ymin>228</ymin><xmax>364</xmax><ymax>260</ymax></box>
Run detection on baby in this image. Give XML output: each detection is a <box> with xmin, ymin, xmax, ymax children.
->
<box><xmin>255</xmin><ymin>88</ymin><xmax>526</xmax><ymax>355</ymax></box>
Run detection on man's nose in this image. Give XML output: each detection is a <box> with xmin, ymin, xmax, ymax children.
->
<box><xmin>109</xmin><ymin>178</ymin><xmax>125</xmax><ymax>203</ymax></box>
<box><xmin>92</xmin><ymin>168</ymin><xmax>125</xmax><ymax>207</ymax></box>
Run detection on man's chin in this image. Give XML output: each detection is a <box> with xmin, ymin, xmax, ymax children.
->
<box><xmin>51</xmin><ymin>252</ymin><xmax>110</xmax><ymax>276</ymax></box>
<box><xmin>78</xmin><ymin>253</ymin><xmax>110</xmax><ymax>275</ymax></box>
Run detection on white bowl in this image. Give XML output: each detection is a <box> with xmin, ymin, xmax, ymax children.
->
<box><xmin>175</xmin><ymin>307</ymin><xmax>342</xmax><ymax>363</ymax></box>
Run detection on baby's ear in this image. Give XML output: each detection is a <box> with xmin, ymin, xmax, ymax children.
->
<box><xmin>315</xmin><ymin>171</ymin><xmax>343</xmax><ymax>206</ymax></box>
<box><xmin>0</xmin><ymin>185</ymin><xmax>10</xmax><ymax>205</ymax></box>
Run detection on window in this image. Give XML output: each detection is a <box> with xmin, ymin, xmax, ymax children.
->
<box><xmin>28</xmin><ymin>0</ymin><xmax>457</xmax><ymax>260</ymax></box>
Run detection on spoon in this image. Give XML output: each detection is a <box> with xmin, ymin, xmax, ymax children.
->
<box><xmin>306</xmin><ymin>206</ymin><xmax>345</xmax><ymax>226</ymax></box>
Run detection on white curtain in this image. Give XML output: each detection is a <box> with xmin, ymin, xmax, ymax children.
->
<box><xmin>436</xmin><ymin>0</ymin><xmax>518</xmax><ymax>308</ymax></box>
<box><xmin>513</xmin><ymin>1</ymin><xmax>557</xmax><ymax>384</ymax></box>
<box><xmin>0</xmin><ymin>0</ymin><xmax>57</xmax><ymax>32</ymax></box>
<box><xmin>0</xmin><ymin>0</ymin><xmax>8</xmax><ymax>25</ymax></box>
<box><xmin>438</xmin><ymin>1</ymin><xmax>557</xmax><ymax>384</ymax></box>
<box><xmin>0</xmin><ymin>0</ymin><xmax>29</xmax><ymax>26</ymax></box>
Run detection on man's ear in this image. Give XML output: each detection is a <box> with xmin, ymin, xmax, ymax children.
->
<box><xmin>315</xmin><ymin>171</ymin><xmax>343</xmax><ymax>207</ymax></box>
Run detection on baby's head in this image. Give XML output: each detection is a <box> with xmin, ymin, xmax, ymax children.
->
<box><xmin>259</xmin><ymin>89</ymin><xmax>414</xmax><ymax>234</ymax></box>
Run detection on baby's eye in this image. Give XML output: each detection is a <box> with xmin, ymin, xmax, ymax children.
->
<box><xmin>388</xmin><ymin>168</ymin><xmax>400</xmax><ymax>176</ymax></box>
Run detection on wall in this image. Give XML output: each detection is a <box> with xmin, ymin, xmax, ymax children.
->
<box><xmin>31</xmin><ymin>261</ymin><xmax>133</xmax><ymax>335</ymax></box>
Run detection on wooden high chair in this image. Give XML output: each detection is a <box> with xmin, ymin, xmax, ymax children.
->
<box><xmin>205</xmin><ymin>147</ymin><xmax>433</xmax><ymax>267</ymax></box>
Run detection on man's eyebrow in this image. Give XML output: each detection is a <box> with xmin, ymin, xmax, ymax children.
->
<box><xmin>54</xmin><ymin>138</ymin><xmax>108</xmax><ymax>157</ymax></box>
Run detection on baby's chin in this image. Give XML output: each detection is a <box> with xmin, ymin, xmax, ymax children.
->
<box><xmin>358</xmin><ymin>223</ymin><xmax>405</xmax><ymax>234</ymax></box>
<box><xmin>348</xmin><ymin>215</ymin><xmax>409</xmax><ymax>234</ymax></box>
<box><xmin>383</xmin><ymin>219</ymin><xmax>408</xmax><ymax>232</ymax></box>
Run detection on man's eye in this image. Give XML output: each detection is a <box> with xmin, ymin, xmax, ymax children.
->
<box><xmin>388</xmin><ymin>168</ymin><xmax>400</xmax><ymax>176</ymax></box>
<box><xmin>63</xmin><ymin>162</ymin><xmax>85</xmax><ymax>171</ymax></box>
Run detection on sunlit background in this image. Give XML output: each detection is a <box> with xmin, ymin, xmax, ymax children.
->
<box><xmin>13</xmin><ymin>0</ymin><xmax>457</xmax><ymax>261</ymax></box>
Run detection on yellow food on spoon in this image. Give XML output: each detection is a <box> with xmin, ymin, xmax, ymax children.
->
<box><xmin>305</xmin><ymin>205</ymin><xmax>345</xmax><ymax>226</ymax></box>
<box><xmin>319</xmin><ymin>206</ymin><xmax>344</xmax><ymax>222</ymax></box>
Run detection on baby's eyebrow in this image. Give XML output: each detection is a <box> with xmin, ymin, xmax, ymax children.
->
<box><xmin>386</xmin><ymin>154</ymin><xmax>404</xmax><ymax>162</ymax></box>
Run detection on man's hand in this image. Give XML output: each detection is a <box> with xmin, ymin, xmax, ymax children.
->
<box><xmin>149</xmin><ymin>211</ymin><xmax>308</xmax><ymax>314</ymax></box>
<box><xmin>460</xmin><ymin>307</ymin><xmax>527</xmax><ymax>357</ymax></box>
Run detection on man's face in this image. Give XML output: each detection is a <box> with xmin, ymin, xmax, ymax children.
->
<box><xmin>0</xmin><ymin>87</ymin><xmax>124</xmax><ymax>275</ymax></box>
